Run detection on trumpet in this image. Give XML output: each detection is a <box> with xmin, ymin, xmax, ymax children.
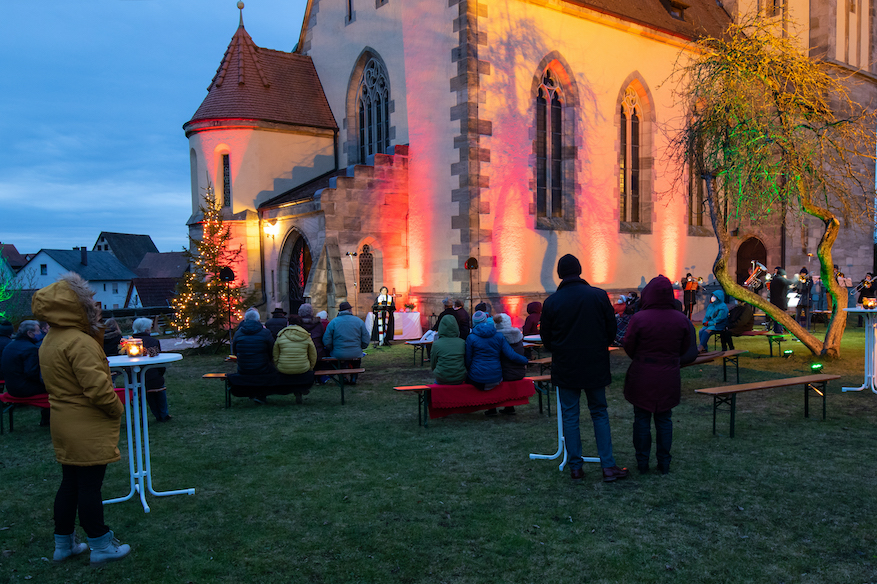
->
<box><xmin>697</xmin><ymin>276</ymin><xmax>704</xmax><ymax>284</ymax></box>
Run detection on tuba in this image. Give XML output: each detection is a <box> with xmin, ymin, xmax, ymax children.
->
<box><xmin>744</xmin><ymin>262</ymin><xmax>768</xmax><ymax>290</ymax></box>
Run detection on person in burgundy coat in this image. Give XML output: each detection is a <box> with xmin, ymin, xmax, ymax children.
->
<box><xmin>622</xmin><ymin>275</ymin><xmax>693</xmax><ymax>476</ymax></box>
<box><xmin>522</xmin><ymin>301</ymin><xmax>542</xmax><ymax>336</ymax></box>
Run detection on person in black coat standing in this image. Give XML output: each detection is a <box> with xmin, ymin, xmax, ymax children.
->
<box><xmin>540</xmin><ymin>254</ymin><xmax>628</xmax><ymax>483</ymax></box>
<box><xmin>768</xmin><ymin>267</ymin><xmax>795</xmax><ymax>333</ymax></box>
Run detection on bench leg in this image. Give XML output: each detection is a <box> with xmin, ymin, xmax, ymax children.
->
<box><xmin>804</xmin><ymin>381</ymin><xmax>827</xmax><ymax>420</ymax></box>
<box><xmin>225</xmin><ymin>379</ymin><xmax>231</xmax><ymax>409</ymax></box>
<box><xmin>730</xmin><ymin>393</ymin><xmax>736</xmax><ymax>438</ymax></box>
<box><xmin>712</xmin><ymin>394</ymin><xmax>736</xmax><ymax>437</ymax></box>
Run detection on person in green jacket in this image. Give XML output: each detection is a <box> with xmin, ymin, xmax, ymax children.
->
<box><xmin>430</xmin><ymin>314</ymin><xmax>466</xmax><ymax>385</ymax></box>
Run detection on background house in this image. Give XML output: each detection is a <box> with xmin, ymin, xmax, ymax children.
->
<box><xmin>15</xmin><ymin>248</ymin><xmax>138</xmax><ymax>310</ymax></box>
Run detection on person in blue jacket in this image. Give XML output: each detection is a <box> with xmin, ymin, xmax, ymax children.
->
<box><xmin>697</xmin><ymin>289</ymin><xmax>729</xmax><ymax>352</ymax></box>
<box><xmin>464</xmin><ymin>310</ymin><xmax>528</xmax><ymax>392</ymax></box>
<box><xmin>322</xmin><ymin>301</ymin><xmax>369</xmax><ymax>384</ymax></box>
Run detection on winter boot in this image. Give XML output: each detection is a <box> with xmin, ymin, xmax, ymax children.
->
<box><xmin>53</xmin><ymin>533</ymin><xmax>88</xmax><ymax>562</ymax></box>
<box><xmin>88</xmin><ymin>530</ymin><xmax>131</xmax><ymax>566</ymax></box>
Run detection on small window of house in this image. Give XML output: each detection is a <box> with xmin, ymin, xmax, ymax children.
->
<box><xmin>40</xmin><ymin>264</ymin><xmax>47</xmax><ymax>276</ymax></box>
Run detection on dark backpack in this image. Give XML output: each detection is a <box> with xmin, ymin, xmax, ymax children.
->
<box><xmin>728</xmin><ymin>303</ymin><xmax>755</xmax><ymax>335</ymax></box>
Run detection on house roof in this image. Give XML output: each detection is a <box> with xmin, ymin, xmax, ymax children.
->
<box><xmin>186</xmin><ymin>22</ymin><xmax>337</xmax><ymax>131</ymax></box>
<box><xmin>132</xmin><ymin>278</ymin><xmax>178</xmax><ymax>308</ymax></box>
<box><xmin>0</xmin><ymin>243</ymin><xmax>27</xmax><ymax>270</ymax></box>
<box><xmin>570</xmin><ymin>0</ymin><xmax>731</xmax><ymax>40</ymax></box>
<box><xmin>258</xmin><ymin>167</ymin><xmax>347</xmax><ymax>209</ymax></box>
<box><xmin>94</xmin><ymin>232</ymin><xmax>159</xmax><ymax>272</ymax></box>
<box><xmin>40</xmin><ymin>250</ymin><xmax>137</xmax><ymax>282</ymax></box>
<box><xmin>135</xmin><ymin>252</ymin><xmax>189</xmax><ymax>279</ymax></box>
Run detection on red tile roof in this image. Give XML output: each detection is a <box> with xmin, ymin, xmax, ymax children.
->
<box><xmin>186</xmin><ymin>24</ymin><xmax>337</xmax><ymax>131</ymax></box>
<box><xmin>570</xmin><ymin>0</ymin><xmax>731</xmax><ymax>40</ymax></box>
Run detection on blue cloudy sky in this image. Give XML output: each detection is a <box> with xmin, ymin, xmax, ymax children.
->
<box><xmin>1</xmin><ymin>0</ymin><xmax>308</xmax><ymax>254</ymax></box>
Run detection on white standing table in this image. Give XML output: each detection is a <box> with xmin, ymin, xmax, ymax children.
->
<box><xmin>843</xmin><ymin>308</ymin><xmax>877</xmax><ymax>393</ymax></box>
<box><xmin>104</xmin><ymin>353</ymin><xmax>194</xmax><ymax>512</ymax></box>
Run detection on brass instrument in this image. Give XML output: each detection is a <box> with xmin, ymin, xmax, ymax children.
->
<box><xmin>744</xmin><ymin>262</ymin><xmax>768</xmax><ymax>289</ymax></box>
<box><xmin>854</xmin><ymin>279</ymin><xmax>873</xmax><ymax>293</ymax></box>
<box><xmin>696</xmin><ymin>276</ymin><xmax>704</xmax><ymax>284</ymax></box>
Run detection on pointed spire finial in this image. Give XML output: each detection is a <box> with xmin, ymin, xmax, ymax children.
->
<box><xmin>237</xmin><ymin>1</ymin><xmax>245</xmax><ymax>27</ymax></box>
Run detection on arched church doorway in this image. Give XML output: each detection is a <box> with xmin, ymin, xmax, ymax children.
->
<box><xmin>736</xmin><ymin>237</ymin><xmax>767</xmax><ymax>285</ymax></box>
<box><xmin>287</xmin><ymin>234</ymin><xmax>312</xmax><ymax>314</ymax></box>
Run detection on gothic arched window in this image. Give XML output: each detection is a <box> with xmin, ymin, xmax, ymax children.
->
<box><xmin>536</xmin><ymin>69</ymin><xmax>564</xmax><ymax>219</ymax></box>
<box><xmin>620</xmin><ymin>88</ymin><xmax>641</xmax><ymax>224</ymax></box>
<box><xmin>359</xmin><ymin>244</ymin><xmax>374</xmax><ymax>294</ymax></box>
<box><xmin>357</xmin><ymin>59</ymin><xmax>390</xmax><ymax>163</ymax></box>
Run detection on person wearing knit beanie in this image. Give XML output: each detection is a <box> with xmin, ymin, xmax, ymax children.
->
<box><xmin>556</xmin><ymin>254</ymin><xmax>582</xmax><ymax>279</ymax></box>
<box><xmin>540</xmin><ymin>252</ymin><xmax>629</xmax><ymax>483</ymax></box>
<box><xmin>472</xmin><ymin>311</ymin><xmax>489</xmax><ymax>326</ymax></box>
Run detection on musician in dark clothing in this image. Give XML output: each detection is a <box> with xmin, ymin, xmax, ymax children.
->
<box><xmin>768</xmin><ymin>267</ymin><xmax>795</xmax><ymax>333</ymax></box>
<box><xmin>795</xmin><ymin>268</ymin><xmax>813</xmax><ymax>329</ymax></box>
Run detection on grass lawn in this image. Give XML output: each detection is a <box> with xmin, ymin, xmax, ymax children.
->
<box><xmin>1</xmin><ymin>328</ymin><xmax>876</xmax><ymax>583</ymax></box>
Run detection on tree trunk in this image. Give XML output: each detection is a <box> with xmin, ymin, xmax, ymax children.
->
<box><xmin>800</xmin><ymin>198</ymin><xmax>847</xmax><ymax>358</ymax></box>
<box><xmin>703</xmin><ymin>175</ymin><xmax>831</xmax><ymax>356</ymax></box>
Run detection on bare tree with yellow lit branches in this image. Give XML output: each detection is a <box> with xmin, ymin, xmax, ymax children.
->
<box><xmin>172</xmin><ymin>181</ymin><xmax>259</xmax><ymax>349</ymax></box>
<box><xmin>667</xmin><ymin>15</ymin><xmax>877</xmax><ymax>358</ymax></box>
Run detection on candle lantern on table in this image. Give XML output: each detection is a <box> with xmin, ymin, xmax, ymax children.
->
<box><xmin>125</xmin><ymin>338</ymin><xmax>144</xmax><ymax>357</ymax></box>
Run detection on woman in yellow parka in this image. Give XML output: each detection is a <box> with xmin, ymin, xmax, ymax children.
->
<box><xmin>32</xmin><ymin>272</ymin><xmax>131</xmax><ymax>566</ymax></box>
<box><xmin>272</xmin><ymin>314</ymin><xmax>317</xmax><ymax>404</ymax></box>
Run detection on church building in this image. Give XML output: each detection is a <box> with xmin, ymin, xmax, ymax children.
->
<box><xmin>184</xmin><ymin>0</ymin><xmax>877</xmax><ymax>322</ymax></box>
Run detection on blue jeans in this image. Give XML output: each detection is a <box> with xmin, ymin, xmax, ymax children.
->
<box><xmin>698</xmin><ymin>327</ymin><xmax>717</xmax><ymax>349</ymax></box>
<box><xmin>558</xmin><ymin>386</ymin><xmax>616</xmax><ymax>470</ymax></box>
<box><xmin>632</xmin><ymin>406</ymin><xmax>672</xmax><ymax>469</ymax></box>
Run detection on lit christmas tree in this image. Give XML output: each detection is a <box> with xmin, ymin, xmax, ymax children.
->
<box><xmin>172</xmin><ymin>182</ymin><xmax>259</xmax><ymax>349</ymax></box>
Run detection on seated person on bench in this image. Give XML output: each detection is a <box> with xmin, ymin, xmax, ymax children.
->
<box><xmin>131</xmin><ymin>318</ymin><xmax>171</xmax><ymax>422</ymax></box>
<box><xmin>322</xmin><ymin>301</ymin><xmax>369</xmax><ymax>385</ymax></box>
<box><xmin>697</xmin><ymin>290</ymin><xmax>729</xmax><ymax>353</ymax></box>
<box><xmin>492</xmin><ymin>313</ymin><xmax>527</xmax><ymax>416</ymax></box>
<box><xmin>465</xmin><ymin>311</ymin><xmax>528</xmax><ymax>416</ymax></box>
<box><xmin>272</xmin><ymin>315</ymin><xmax>317</xmax><ymax>404</ymax></box>
<box><xmin>231</xmin><ymin>309</ymin><xmax>276</xmax><ymax>404</ymax></box>
<box><xmin>2</xmin><ymin>320</ymin><xmax>50</xmax><ymax>426</ymax></box>
<box><xmin>721</xmin><ymin>300</ymin><xmax>755</xmax><ymax>350</ymax></box>
<box><xmin>430</xmin><ymin>316</ymin><xmax>466</xmax><ymax>385</ymax></box>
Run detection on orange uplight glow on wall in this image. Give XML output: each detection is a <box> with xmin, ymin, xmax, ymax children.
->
<box><xmin>501</xmin><ymin>295</ymin><xmax>524</xmax><ymax>326</ymax></box>
<box><xmin>579</xmin><ymin>186</ymin><xmax>618</xmax><ymax>284</ymax></box>
<box><xmin>657</xmin><ymin>191</ymin><xmax>686</xmax><ymax>279</ymax></box>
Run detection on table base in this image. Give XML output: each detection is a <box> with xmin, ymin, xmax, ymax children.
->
<box><xmin>529</xmin><ymin>387</ymin><xmax>599</xmax><ymax>471</ymax></box>
<box><xmin>104</xmin><ymin>363</ymin><xmax>194</xmax><ymax>513</ymax></box>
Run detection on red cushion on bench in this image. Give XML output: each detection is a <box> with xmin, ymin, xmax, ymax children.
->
<box><xmin>428</xmin><ymin>379</ymin><xmax>536</xmax><ymax>419</ymax></box>
<box><xmin>0</xmin><ymin>392</ymin><xmax>50</xmax><ymax>408</ymax></box>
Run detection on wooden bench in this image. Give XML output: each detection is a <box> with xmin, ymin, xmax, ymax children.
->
<box><xmin>393</xmin><ymin>379</ymin><xmax>535</xmax><ymax>426</ymax></box>
<box><xmin>0</xmin><ymin>392</ymin><xmax>49</xmax><ymax>434</ymax></box>
<box><xmin>739</xmin><ymin>330</ymin><xmax>788</xmax><ymax>356</ymax></box>
<box><xmin>2</xmin><ymin>389</ymin><xmax>129</xmax><ymax>434</ymax></box>
<box><xmin>404</xmin><ymin>340</ymin><xmax>432</xmax><ymax>367</ymax></box>
<box><xmin>525</xmin><ymin>375</ymin><xmax>552</xmax><ymax>415</ymax></box>
<box><xmin>527</xmin><ymin>357</ymin><xmax>552</xmax><ymax>376</ymax></box>
<box><xmin>202</xmin><ymin>373</ymin><xmax>232</xmax><ymax>408</ymax></box>
<box><xmin>393</xmin><ymin>385</ymin><xmax>431</xmax><ymax>426</ymax></box>
<box><xmin>695</xmin><ymin>373</ymin><xmax>840</xmax><ymax>437</ymax></box>
<box><xmin>685</xmin><ymin>350</ymin><xmax>747</xmax><ymax>383</ymax></box>
<box><xmin>313</xmin><ymin>368</ymin><xmax>365</xmax><ymax>405</ymax></box>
